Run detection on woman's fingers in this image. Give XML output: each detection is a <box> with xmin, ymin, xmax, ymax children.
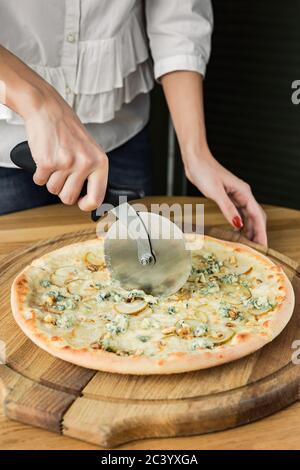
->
<box><xmin>33</xmin><ymin>163</ymin><xmax>54</xmax><ymax>186</ymax></box>
<box><xmin>184</xmin><ymin>152</ymin><xmax>267</xmax><ymax>247</ymax></box>
<box><xmin>58</xmin><ymin>172</ymin><xmax>87</xmax><ymax>205</ymax></box>
<box><xmin>33</xmin><ymin>148</ymin><xmax>108</xmax><ymax>209</ymax></box>
<box><xmin>46</xmin><ymin>170</ymin><xmax>69</xmax><ymax>195</ymax></box>
<box><xmin>211</xmin><ymin>182</ymin><xmax>267</xmax><ymax>247</ymax></box>
<box><xmin>224</xmin><ymin>177</ymin><xmax>268</xmax><ymax>247</ymax></box>
<box><xmin>78</xmin><ymin>167</ymin><xmax>108</xmax><ymax>211</ymax></box>
<box><xmin>246</xmin><ymin>201</ymin><xmax>268</xmax><ymax>247</ymax></box>
<box><xmin>233</xmin><ymin>192</ymin><xmax>267</xmax><ymax>246</ymax></box>
<box><xmin>213</xmin><ymin>185</ymin><xmax>244</xmax><ymax>230</ymax></box>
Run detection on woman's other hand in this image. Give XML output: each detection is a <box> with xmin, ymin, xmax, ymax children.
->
<box><xmin>183</xmin><ymin>147</ymin><xmax>267</xmax><ymax>246</ymax></box>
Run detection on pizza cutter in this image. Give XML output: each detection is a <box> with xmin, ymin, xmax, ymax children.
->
<box><xmin>10</xmin><ymin>142</ymin><xmax>192</xmax><ymax>297</ymax></box>
<box><xmin>104</xmin><ymin>202</ymin><xmax>191</xmax><ymax>297</ymax></box>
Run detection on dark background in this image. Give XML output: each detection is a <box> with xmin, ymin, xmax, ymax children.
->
<box><xmin>149</xmin><ymin>0</ymin><xmax>300</xmax><ymax>209</ymax></box>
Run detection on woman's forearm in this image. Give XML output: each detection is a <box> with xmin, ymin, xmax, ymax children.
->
<box><xmin>161</xmin><ymin>71</ymin><xmax>210</xmax><ymax>163</ymax></box>
<box><xmin>0</xmin><ymin>45</ymin><xmax>57</xmax><ymax>119</ymax></box>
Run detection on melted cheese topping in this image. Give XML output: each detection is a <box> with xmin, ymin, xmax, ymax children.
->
<box><xmin>25</xmin><ymin>238</ymin><xmax>284</xmax><ymax>357</ymax></box>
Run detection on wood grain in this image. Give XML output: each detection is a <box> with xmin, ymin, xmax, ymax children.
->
<box><xmin>1</xmin><ymin>366</ymin><xmax>75</xmax><ymax>433</ymax></box>
<box><xmin>1</xmin><ymin>197</ymin><xmax>300</xmax><ymax>449</ymax></box>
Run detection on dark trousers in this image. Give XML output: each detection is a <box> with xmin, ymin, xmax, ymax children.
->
<box><xmin>0</xmin><ymin>125</ymin><xmax>152</xmax><ymax>215</ymax></box>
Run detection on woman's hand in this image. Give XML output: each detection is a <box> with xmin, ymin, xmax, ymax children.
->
<box><xmin>0</xmin><ymin>45</ymin><xmax>108</xmax><ymax>211</ymax></box>
<box><xmin>184</xmin><ymin>147</ymin><xmax>267</xmax><ymax>246</ymax></box>
<box><xmin>161</xmin><ymin>70</ymin><xmax>268</xmax><ymax>247</ymax></box>
<box><xmin>25</xmin><ymin>91</ymin><xmax>108</xmax><ymax>211</ymax></box>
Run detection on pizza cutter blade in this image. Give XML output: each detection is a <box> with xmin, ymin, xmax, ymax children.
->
<box><xmin>104</xmin><ymin>203</ymin><xmax>191</xmax><ymax>297</ymax></box>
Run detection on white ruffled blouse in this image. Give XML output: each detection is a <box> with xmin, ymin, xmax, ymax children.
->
<box><xmin>0</xmin><ymin>0</ymin><xmax>213</xmax><ymax>167</ymax></box>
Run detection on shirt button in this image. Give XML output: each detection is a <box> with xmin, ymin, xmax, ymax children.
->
<box><xmin>66</xmin><ymin>85</ymin><xmax>71</xmax><ymax>94</ymax></box>
<box><xmin>67</xmin><ymin>33</ymin><xmax>76</xmax><ymax>43</ymax></box>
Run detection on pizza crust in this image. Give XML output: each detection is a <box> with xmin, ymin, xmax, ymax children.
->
<box><xmin>11</xmin><ymin>235</ymin><xmax>295</xmax><ymax>375</ymax></box>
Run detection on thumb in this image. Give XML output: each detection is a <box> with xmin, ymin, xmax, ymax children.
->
<box><xmin>214</xmin><ymin>186</ymin><xmax>243</xmax><ymax>230</ymax></box>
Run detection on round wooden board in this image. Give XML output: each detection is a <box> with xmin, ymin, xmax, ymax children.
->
<box><xmin>0</xmin><ymin>227</ymin><xmax>300</xmax><ymax>448</ymax></box>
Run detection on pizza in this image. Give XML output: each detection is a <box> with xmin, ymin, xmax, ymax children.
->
<box><xmin>11</xmin><ymin>235</ymin><xmax>294</xmax><ymax>375</ymax></box>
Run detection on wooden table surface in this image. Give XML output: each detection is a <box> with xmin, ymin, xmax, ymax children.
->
<box><xmin>1</xmin><ymin>196</ymin><xmax>300</xmax><ymax>450</ymax></box>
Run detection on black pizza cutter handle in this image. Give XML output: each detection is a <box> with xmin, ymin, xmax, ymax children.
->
<box><xmin>10</xmin><ymin>141</ymin><xmax>145</xmax><ymax>221</ymax></box>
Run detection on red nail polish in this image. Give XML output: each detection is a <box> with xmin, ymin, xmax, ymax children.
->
<box><xmin>232</xmin><ymin>216</ymin><xmax>243</xmax><ymax>229</ymax></box>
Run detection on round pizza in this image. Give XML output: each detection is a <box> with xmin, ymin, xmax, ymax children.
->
<box><xmin>11</xmin><ymin>235</ymin><xmax>294</xmax><ymax>374</ymax></box>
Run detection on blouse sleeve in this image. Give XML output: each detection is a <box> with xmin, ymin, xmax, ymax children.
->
<box><xmin>145</xmin><ymin>0</ymin><xmax>213</xmax><ymax>80</ymax></box>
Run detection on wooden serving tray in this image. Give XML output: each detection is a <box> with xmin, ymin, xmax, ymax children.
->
<box><xmin>0</xmin><ymin>227</ymin><xmax>299</xmax><ymax>448</ymax></box>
